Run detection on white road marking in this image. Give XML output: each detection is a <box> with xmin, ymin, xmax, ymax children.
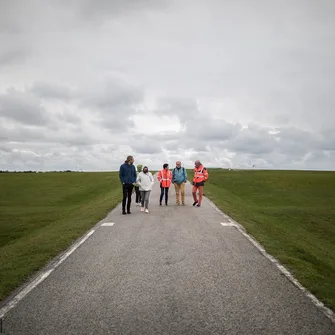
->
<box><xmin>220</xmin><ymin>222</ymin><xmax>237</xmax><ymax>227</ymax></box>
<box><xmin>205</xmin><ymin>197</ymin><xmax>335</xmax><ymax>323</ymax></box>
<box><xmin>101</xmin><ymin>222</ymin><xmax>115</xmax><ymax>227</ymax></box>
<box><xmin>0</xmin><ymin>229</ymin><xmax>96</xmax><ymax>319</ymax></box>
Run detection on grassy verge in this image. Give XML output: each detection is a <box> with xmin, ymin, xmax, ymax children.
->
<box><xmin>0</xmin><ymin>172</ymin><xmax>121</xmax><ymax>302</ymax></box>
<box><xmin>203</xmin><ymin>169</ymin><xmax>335</xmax><ymax>311</ymax></box>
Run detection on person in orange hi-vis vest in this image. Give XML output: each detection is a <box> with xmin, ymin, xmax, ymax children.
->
<box><xmin>192</xmin><ymin>160</ymin><xmax>209</xmax><ymax>207</ymax></box>
<box><xmin>157</xmin><ymin>163</ymin><xmax>172</xmax><ymax>206</ymax></box>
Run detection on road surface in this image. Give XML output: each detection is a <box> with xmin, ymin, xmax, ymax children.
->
<box><xmin>1</xmin><ymin>178</ymin><xmax>334</xmax><ymax>334</ymax></box>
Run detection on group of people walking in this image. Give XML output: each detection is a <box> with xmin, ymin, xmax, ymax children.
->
<box><xmin>119</xmin><ymin>156</ymin><xmax>209</xmax><ymax>215</ymax></box>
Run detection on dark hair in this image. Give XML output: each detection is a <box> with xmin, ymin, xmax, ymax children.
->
<box><xmin>163</xmin><ymin>163</ymin><xmax>169</xmax><ymax>169</ymax></box>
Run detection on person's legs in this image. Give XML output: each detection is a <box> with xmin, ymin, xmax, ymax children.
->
<box><xmin>159</xmin><ymin>185</ymin><xmax>164</xmax><ymax>205</ymax></box>
<box><xmin>122</xmin><ymin>184</ymin><xmax>128</xmax><ymax>213</ymax></box>
<box><xmin>144</xmin><ymin>191</ymin><xmax>151</xmax><ymax>210</ymax></box>
<box><xmin>174</xmin><ymin>183</ymin><xmax>180</xmax><ymax>204</ymax></box>
<box><xmin>140</xmin><ymin>191</ymin><xmax>145</xmax><ymax>209</ymax></box>
<box><xmin>126</xmin><ymin>184</ymin><xmax>133</xmax><ymax>213</ymax></box>
<box><xmin>192</xmin><ymin>184</ymin><xmax>198</xmax><ymax>205</ymax></box>
<box><xmin>197</xmin><ymin>186</ymin><xmax>204</xmax><ymax>206</ymax></box>
<box><xmin>135</xmin><ymin>186</ymin><xmax>141</xmax><ymax>203</ymax></box>
<box><xmin>165</xmin><ymin>187</ymin><xmax>169</xmax><ymax>205</ymax></box>
<box><xmin>180</xmin><ymin>182</ymin><xmax>185</xmax><ymax>204</ymax></box>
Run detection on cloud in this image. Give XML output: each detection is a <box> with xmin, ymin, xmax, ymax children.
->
<box><xmin>30</xmin><ymin>82</ymin><xmax>77</xmax><ymax>101</ymax></box>
<box><xmin>0</xmin><ymin>88</ymin><xmax>49</xmax><ymax>126</ymax></box>
<box><xmin>0</xmin><ymin>47</ymin><xmax>29</xmax><ymax>67</ymax></box>
<box><xmin>61</xmin><ymin>0</ymin><xmax>169</xmax><ymax>22</ymax></box>
<box><xmin>1</xmin><ymin>0</ymin><xmax>335</xmax><ymax>171</ymax></box>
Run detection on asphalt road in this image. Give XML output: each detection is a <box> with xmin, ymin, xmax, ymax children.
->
<box><xmin>1</xmin><ymin>178</ymin><xmax>334</xmax><ymax>334</ymax></box>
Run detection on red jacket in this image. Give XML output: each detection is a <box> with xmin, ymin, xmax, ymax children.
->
<box><xmin>157</xmin><ymin>169</ymin><xmax>172</xmax><ymax>188</ymax></box>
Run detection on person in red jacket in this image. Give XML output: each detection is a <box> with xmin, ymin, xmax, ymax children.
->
<box><xmin>157</xmin><ymin>163</ymin><xmax>172</xmax><ymax>206</ymax></box>
<box><xmin>192</xmin><ymin>160</ymin><xmax>209</xmax><ymax>207</ymax></box>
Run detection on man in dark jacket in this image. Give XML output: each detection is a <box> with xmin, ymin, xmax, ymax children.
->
<box><xmin>119</xmin><ymin>155</ymin><xmax>137</xmax><ymax>215</ymax></box>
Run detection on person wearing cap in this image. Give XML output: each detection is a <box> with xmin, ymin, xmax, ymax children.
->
<box><xmin>136</xmin><ymin>166</ymin><xmax>154</xmax><ymax>213</ymax></box>
<box><xmin>157</xmin><ymin>163</ymin><xmax>172</xmax><ymax>206</ymax></box>
<box><xmin>119</xmin><ymin>155</ymin><xmax>137</xmax><ymax>215</ymax></box>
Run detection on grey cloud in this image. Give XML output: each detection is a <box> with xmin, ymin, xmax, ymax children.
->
<box><xmin>156</xmin><ymin>98</ymin><xmax>199</xmax><ymax>124</ymax></box>
<box><xmin>56</xmin><ymin>110</ymin><xmax>82</xmax><ymax>124</ymax></box>
<box><xmin>186</xmin><ymin>118</ymin><xmax>242</xmax><ymax>142</ymax></box>
<box><xmin>226</xmin><ymin>125</ymin><xmax>277</xmax><ymax>155</ymax></box>
<box><xmin>0</xmin><ymin>1</ymin><xmax>23</xmax><ymax>33</ymax></box>
<box><xmin>0</xmin><ymin>124</ymin><xmax>44</xmax><ymax>143</ymax></box>
<box><xmin>83</xmin><ymin>80</ymin><xmax>142</xmax><ymax>110</ymax></box>
<box><xmin>0</xmin><ymin>47</ymin><xmax>29</xmax><ymax>66</ymax></box>
<box><xmin>61</xmin><ymin>0</ymin><xmax>168</xmax><ymax>21</ymax></box>
<box><xmin>0</xmin><ymin>89</ymin><xmax>49</xmax><ymax>126</ymax></box>
<box><xmin>131</xmin><ymin>140</ymin><xmax>162</xmax><ymax>155</ymax></box>
<box><xmin>0</xmin><ymin>143</ymin><xmax>12</xmax><ymax>153</ymax></box>
<box><xmin>0</xmin><ymin>120</ymin><xmax>96</xmax><ymax>147</ymax></box>
<box><xmin>82</xmin><ymin>78</ymin><xmax>144</xmax><ymax>131</ymax></box>
<box><xmin>30</xmin><ymin>82</ymin><xmax>77</xmax><ymax>101</ymax></box>
<box><xmin>92</xmin><ymin>113</ymin><xmax>135</xmax><ymax>132</ymax></box>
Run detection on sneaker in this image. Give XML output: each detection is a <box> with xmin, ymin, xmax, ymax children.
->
<box><xmin>145</xmin><ymin>209</ymin><xmax>149</xmax><ymax>213</ymax></box>
<box><xmin>141</xmin><ymin>207</ymin><xmax>145</xmax><ymax>212</ymax></box>
<box><xmin>176</xmin><ymin>202</ymin><xmax>180</xmax><ymax>205</ymax></box>
<box><xmin>127</xmin><ymin>211</ymin><xmax>131</xmax><ymax>214</ymax></box>
<box><xmin>182</xmin><ymin>202</ymin><xmax>185</xmax><ymax>206</ymax></box>
<box><xmin>193</xmin><ymin>201</ymin><xmax>198</xmax><ymax>206</ymax></box>
<box><xmin>136</xmin><ymin>202</ymin><xmax>141</xmax><ymax>206</ymax></box>
<box><xmin>122</xmin><ymin>211</ymin><xmax>127</xmax><ymax>215</ymax></box>
<box><xmin>196</xmin><ymin>203</ymin><xmax>201</xmax><ymax>207</ymax></box>
<box><xmin>159</xmin><ymin>202</ymin><xmax>162</xmax><ymax>206</ymax></box>
<box><xmin>165</xmin><ymin>203</ymin><xmax>168</xmax><ymax>206</ymax></box>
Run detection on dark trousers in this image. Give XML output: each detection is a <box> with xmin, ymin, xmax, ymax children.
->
<box><xmin>134</xmin><ymin>186</ymin><xmax>141</xmax><ymax>203</ymax></box>
<box><xmin>122</xmin><ymin>183</ymin><xmax>134</xmax><ymax>212</ymax></box>
<box><xmin>160</xmin><ymin>186</ymin><xmax>169</xmax><ymax>204</ymax></box>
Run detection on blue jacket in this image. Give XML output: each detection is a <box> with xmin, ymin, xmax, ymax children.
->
<box><xmin>119</xmin><ymin>162</ymin><xmax>136</xmax><ymax>184</ymax></box>
<box><xmin>172</xmin><ymin>167</ymin><xmax>187</xmax><ymax>184</ymax></box>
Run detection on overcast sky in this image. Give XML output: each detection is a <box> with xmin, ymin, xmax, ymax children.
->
<box><xmin>1</xmin><ymin>0</ymin><xmax>334</xmax><ymax>171</ymax></box>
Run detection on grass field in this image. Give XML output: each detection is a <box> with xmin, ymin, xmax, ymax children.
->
<box><xmin>1</xmin><ymin>170</ymin><xmax>334</xmax><ymax>313</ymax></box>
<box><xmin>203</xmin><ymin>169</ymin><xmax>335</xmax><ymax>311</ymax></box>
<box><xmin>0</xmin><ymin>172</ymin><xmax>121</xmax><ymax>302</ymax></box>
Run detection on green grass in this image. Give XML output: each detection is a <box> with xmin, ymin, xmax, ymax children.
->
<box><xmin>0</xmin><ymin>172</ymin><xmax>121</xmax><ymax>301</ymax></box>
<box><xmin>1</xmin><ymin>169</ymin><xmax>335</xmax><ymax>312</ymax></box>
<box><xmin>202</xmin><ymin>169</ymin><xmax>335</xmax><ymax>311</ymax></box>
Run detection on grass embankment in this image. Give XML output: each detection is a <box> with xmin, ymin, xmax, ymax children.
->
<box><xmin>0</xmin><ymin>172</ymin><xmax>121</xmax><ymax>301</ymax></box>
<box><xmin>203</xmin><ymin>169</ymin><xmax>335</xmax><ymax>311</ymax></box>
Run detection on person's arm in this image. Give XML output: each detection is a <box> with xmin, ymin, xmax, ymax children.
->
<box><xmin>132</xmin><ymin>165</ymin><xmax>136</xmax><ymax>184</ymax></box>
<box><xmin>136</xmin><ymin>172</ymin><xmax>141</xmax><ymax>187</ymax></box>
<box><xmin>172</xmin><ymin>168</ymin><xmax>175</xmax><ymax>183</ymax></box>
<box><xmin>150</xmin><ymin>173</ymin><xmax>154</xmax><ymax>186</ymax></box>
<box><xmin>203</xmin><ymin>168</ymin><xmax>209</xmax><ymax>181</ymax></box>
<box><xmin>119</xmin><ymin>165</ymin><xmax>124</xmax><ymax>184</ymax></box>
<box><xmin>184</xmin><ymin>168</ymin><xmax>187</xmax><ymax>182</ymax></box>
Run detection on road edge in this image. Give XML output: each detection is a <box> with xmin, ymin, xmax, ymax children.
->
<box><xmin>204</xmin><ymin>196</ymin><xmax>335</xmax><ymax>323</ymax></box>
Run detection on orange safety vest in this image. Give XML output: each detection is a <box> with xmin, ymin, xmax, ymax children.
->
<box><xmin>158</xmin><ymin>169</ymin><xmax>172</xmax><ymax>188</ymax></box>
<box><xmin>193</xmin><ymin>165</ymin><xmax>208</xmax><ymax>183</ymax></box>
